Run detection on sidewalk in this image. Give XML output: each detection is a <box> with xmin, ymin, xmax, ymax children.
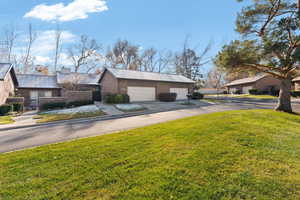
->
<box><xmin>0</xmin><ymin>101</ymin><xmax>211</xmax><ymax>132</ymax></box>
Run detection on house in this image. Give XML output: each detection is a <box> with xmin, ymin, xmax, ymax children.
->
<box><xmin>16</xmin><ymin>69</ymin><xmax>101</xmax><ymax>108</ymax></box>
<box><xmin>99</xmin><ymin>68</ymin><xmax>195</xmax><ymax>102</ymax></box>
<box><xmin>0</xmin><ymin>63</ymin><xmax>18</xmax><ymax>105</ymax></box>
<box><xmin>225</xmin><ymin>74</ymin><xmax>281</xmax><ymax>94</ymax></box>
<box><xmin>292</xmin><ymin>77</ymin><xmax>300</xmax><ymax>91</ymax></box>
<box><xmin>16</xmin><ymin>74</ymin><xmax>61</xmax><ymax>107</ymax></box>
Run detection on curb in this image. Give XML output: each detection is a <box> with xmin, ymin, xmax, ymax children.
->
<box><xmin>0</xmin><ymin>106</ymin><xmax>203</xmax><ymax>132</ymax></box>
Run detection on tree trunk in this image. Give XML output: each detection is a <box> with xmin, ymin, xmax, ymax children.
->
<box><xmin>275</xmin><ymin>79</ymin><xmax>292</xmax><ymax>113</ymax></box>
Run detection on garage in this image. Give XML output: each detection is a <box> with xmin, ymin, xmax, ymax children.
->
<box><xmin>99</xmin><ymin>68</ymin><xmax>195</xmax><ymax>102</ymax></box>
<box><xmin>128</xmin><ymin>87</ymin><xmax>156</xmax><ymax>102</ymax></box>
<box><xmin>170</xmin><ymin>88</ymin><xmax>189</xmax><ymax>100</ymax></box>
<box><xmin>242</xmin><ymin>86</ymin><xmax>252</xmax><ymax>94</ymax></box>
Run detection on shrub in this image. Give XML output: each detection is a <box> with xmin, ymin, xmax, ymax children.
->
<box><xmin>12</xmin><ymin>103</ymin><xmax>23</xmax><ymax>112</ymax></box>
<box><xmin>115</xmin><ymin>94</ymin><xmax>124</xmax><ymax>104</ymax></box>
<box><xmin>0</xmin><ymin>104</ymin><xmax>12</xmax><ymax>116</ymax></box>
<box><xmin>191</xmin><ymin>92</ymin><xmax>204</xmax><ymax>100</ymax></box>
<box><xmin>104</xmin><ymin>94</ymin><xmax>130</xmax><ymax>104</ymax></box>
<box><xmin>158</xmin><ymin>93</ymin><xmax>177</xmax><ymax>102</ymax></box>
<box><xmin>234</xmin><ymin>90</ymin><xmax>242</xmax><ymax>94</ymax></box>
<box><xmin>291</xmin><ymin>91</ymin><xmax>300</xmax><ymax>98</ymax></box>
<box><xmin>104</xmin><ymin>94</ymin><xmax>114</xmax><ymax>104</ymax></box>
<box><xmin>249</xmin><ymin>88</ymin><xmax>258</xmax><ymax>95</ymax></box>
<box><xmin>42</xmin><ymin>102</ymin><xmax>66</xmax><ymax>111</ymax></box>
<box><xmin>67</xmin><ymin>100</ymin><xmax>93</xmax><ymax>108</ymax></box>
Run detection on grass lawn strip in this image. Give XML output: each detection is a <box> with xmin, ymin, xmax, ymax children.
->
<box><xmin>1</xmin><ymin>110</ymin><xmax>300</xmax><ymax>199</ymax></box>
<box><xmin>207</xmin><ymin>94</ymin><xmax>277</xmax><ymax>100</ymax></box>
<box><xmin>35</xmin><ymin>111</ymin><xmax>105</xmax><ymax>123</ymax></box>
<box><xmin>0</xmin><ymin>116</ymin><xmax>14</xmax><ymax>125</ymax></box>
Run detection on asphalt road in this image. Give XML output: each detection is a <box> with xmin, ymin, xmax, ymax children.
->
<box><xmin>0</xmin><ymin>102</ymin><xmax>298</xmax><ymax>154</ymax></box>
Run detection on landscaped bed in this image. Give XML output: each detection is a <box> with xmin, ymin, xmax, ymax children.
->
<box><xmin>1</xmin><ymin>110</ymin><xmax>300</xmax><ymax>199</ymax></box>
<box><xmin>35</xmin><ymin>105</ymin><xmax>105</xmax><ymax>123</ymax></box>
<box><xmin>0</xmin><ymin>116</ymin><xmax>14</xmax><ymax>125</ymax></box>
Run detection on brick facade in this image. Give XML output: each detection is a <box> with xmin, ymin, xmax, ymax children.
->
<box><xmin>227</xmin><ymin>76</ymin><xmax>281</xmax><ymax>94</ymax></box>
<box><xmin>100</xmin><ymin>70</ymin><xmax>194</xmax><ymax>100</ymax></box>
<box><xmin>0</xmin><ymin>73</ymin><xmax>16</xmax><ymax>105</ymax></box>
<box><xmin>17</xmin><ymin>88</ymin><xmax>61</xmax><ymax>107</ymax></box>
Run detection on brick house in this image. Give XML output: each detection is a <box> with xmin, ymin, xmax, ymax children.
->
<box><xmin>292</xmin><ymin>77</ymin><xmax>300</xmax><ymax>91</ymax></box>
<box><xmin>0</xmin><ymin>63</ymin><xmax>18</xmax><ymax>105</ymax></box>
<box><xmin>16</xmin><ymin>70</ymin><xmax>101</xmax><ymax>108</ymax></box>
<box><xmin>225</xmin><ymin>74</ymin><xmax>281</xmax><ymax>94</ymax></box>
<box><xmin>99</xmin><ymin>68</ymin><xmax>195</xmax><ymax>102</ymax></box>
<box><xmin>16</xmin><ymin>74</ymin><xmax>62</xmax><ymax>107</ymax></box>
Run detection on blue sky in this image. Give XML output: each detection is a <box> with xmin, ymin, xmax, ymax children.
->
<box><xmin>0</xmin><ymin>0</ymin><xmax>245</xmax><ymax>71</ymax></box>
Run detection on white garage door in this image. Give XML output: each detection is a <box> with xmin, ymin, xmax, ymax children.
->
<box><xmin>242</xmin><ymin>86</ymin><xmax>252</xmax><ymax>94</ymax></box>
<box><xmin>170</xmin><ymin>88</ymin><xmax>189</xmax><ymax>100</ymax></box>
<box><xmin>128</xmin><ymin>87</ymin><xmax>156</xmax><ymax>102</ymax></box>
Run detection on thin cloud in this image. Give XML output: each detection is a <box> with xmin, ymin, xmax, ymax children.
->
<box><xmin>24</xmin><ymin>0</ymin><xmax>108</xmax><ymax>22</ymax></box>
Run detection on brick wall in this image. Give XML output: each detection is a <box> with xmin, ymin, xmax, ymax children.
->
<box><xmin>0</xmin><ymin>73</ymin><xmax>16</xmax><ymax>105</ymax></box>
<box><xmin>38</xmin><ymin>91</ymin><xmax>93</xmax><ymax>110</ymax></box>
<box><xmin>62</xmin><ymin>90</ymin><xmax>93</xmax><ymax>102</ymax></box>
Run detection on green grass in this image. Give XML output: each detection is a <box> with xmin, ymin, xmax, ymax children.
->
<box><xmin>1</xmin><ymin>110</ymin><xmax>300</xmax><ymax>200</ymax></box>
<box><xmin>207</xmin><ymin>94</ymin><xmax>277</xmax><ymax>100</ymax></box>
<box><xmin>34</xmin><ymin>111</ymin><xmax>105</xmax><ymax>123</ymax></box>
<box><xmin>0</xmin><ymin>116</ymin><xmax>14</xmax><ymax>125</ymax></box>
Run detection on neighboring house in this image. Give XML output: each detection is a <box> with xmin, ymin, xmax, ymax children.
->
<box><xmin>199</xmin><ymin>88</ymin><xmax>226</xmax><ymax>95</ymax></box>
<box><xmin>292</xmin><ymin>77</ymin><xmax>300</xmax><ymax>91</ymax></box>
<box><xmin>225</xmin><ymin>74</ymin><xmax>281</xmax><ymax>94</ymax></box>
<box><xmin>0</xmin><ymin>63</ymin><xmax>18</xmax><ymax>105</ymax></box>
<box><xmin>16</xmin><ymin>71</ymin><xmax>101</xmax><ymax>108</ymax></box>
<box><xmin>16</xmin><ymin>74</ymin><xmax>61</xmax><ymax>107</ymax></box>
<box><xmin>99</xmin><ymin>68</ymin><xmax>195</xmax><ymax>102</ymax></box>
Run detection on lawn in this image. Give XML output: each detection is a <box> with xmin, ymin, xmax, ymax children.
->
<box><xmin>0</xmin><ymin>116</ymin><xmax>14</xmax><ymax>125</ymax></box>
<box><xmin>207</xmin><ymin>94</ymin><xmax>277</xmax><ymax>100</ymax></box>
<box><xmin>34</xmin><ymin>111</ymin><xmax>105</xmax><ymax>123</ymax></box>
<box><xmin>1</xmin><ymin>110</ymin><xmax>300</xmax><ymax>199</ymax></box>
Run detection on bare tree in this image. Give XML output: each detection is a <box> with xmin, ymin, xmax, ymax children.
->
<box><xmin>68</xmin><ymin>35</ymin><xmax>101</xmax><ymax>73</ymax></box>
<box><xmin>157</xmin><ymin>50</ymin><xmax>173</xmax><ymax>73</ymax></box>
<box><xmin>23</xmin><ymin>23</ymin><xmax>37</xmax><ymax>73</ymax></box>
<box><xmin>140</xmin><ymin>48</ymin><xmax>158</xmax><ymax>72</ymax></box>
<box><xmin>174</xmin><ymin>38</ymin><xmax>211</xmax><ymax>81</ymax></box>
<box><xmin>105</xmin><ymin>40</ymin><xmax>140</xmax><ymax>70</ymax></box>
<box><xmin>54</xmin><ymin>25</ymin><xmax>62</xmax><ymax>72</ymax></box>
<box><xmin>206</xmin><ymin>67</ymin><xmax>225</xmax><ymax>94</ymax></box>
<box><xmin>3</xmin><ymin>24</ymin><xmax>18</xmax><ymax>63</ymax></box>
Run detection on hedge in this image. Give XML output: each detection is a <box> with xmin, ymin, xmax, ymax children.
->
<box><xmin>291</xmin><ymin>91</ymin><xmax>300</xmax><ymax>97</ymax></box>
<box><xmin>42</xmin><ymin>102</ymin><xmax>66</xmax><ymax>111</ymax></box>
<box><xmin>191</xmin><ymin>92</ymin><xmax>204</xmax><ymax>100</ymax></box>
<box><xmin>249</xmin><ymin>88</ymin><xmax>258</xmax><ymax>95</ymax></box>
<box><xmin>12</xmin><ymin>103</ymin><xmax>23</xmax><ymax>112</ymax></box>
<box><xmin>158</xmin><ymin>93</ymin><xmax>177</xmax><ymax>102</ymax></box>
<box><xmin>0</xmin><ymin>104</ymin><xmax>12</xmax><ymax>116</ymax></box>
<box><xmin>104</xmin><ymin>94</ymin><xmax>130</xmax><ymax>104</ymax></box>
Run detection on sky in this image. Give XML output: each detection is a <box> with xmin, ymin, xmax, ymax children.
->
<box><xmin>0</xmin><ymin>0</ymin><xmax>246</xmax><ymax>72</ymax></box>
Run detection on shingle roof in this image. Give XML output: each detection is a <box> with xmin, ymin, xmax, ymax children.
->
<box><xmin>17</xmin><ymin>74</ymin><xmax>60</xmax><ymax>89</ymax></box>
<box><xmin>0</xmin><ymin>63</ymin><xmax>13</xmax><ymax>80</ymax></box>
<box><xmin>225</xmin><ymin>74</ymin><xmax>267</xmax><ymax>87</ymax></box>
<box><xmin>57</xmin><ymin>72</ymin><xmax>101</xmax><ymax>85</ymax></box>
<box><xmin>104</xmin><ymin>68</ymin><xmax>195</xmax><ymax>84</ymax></box>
